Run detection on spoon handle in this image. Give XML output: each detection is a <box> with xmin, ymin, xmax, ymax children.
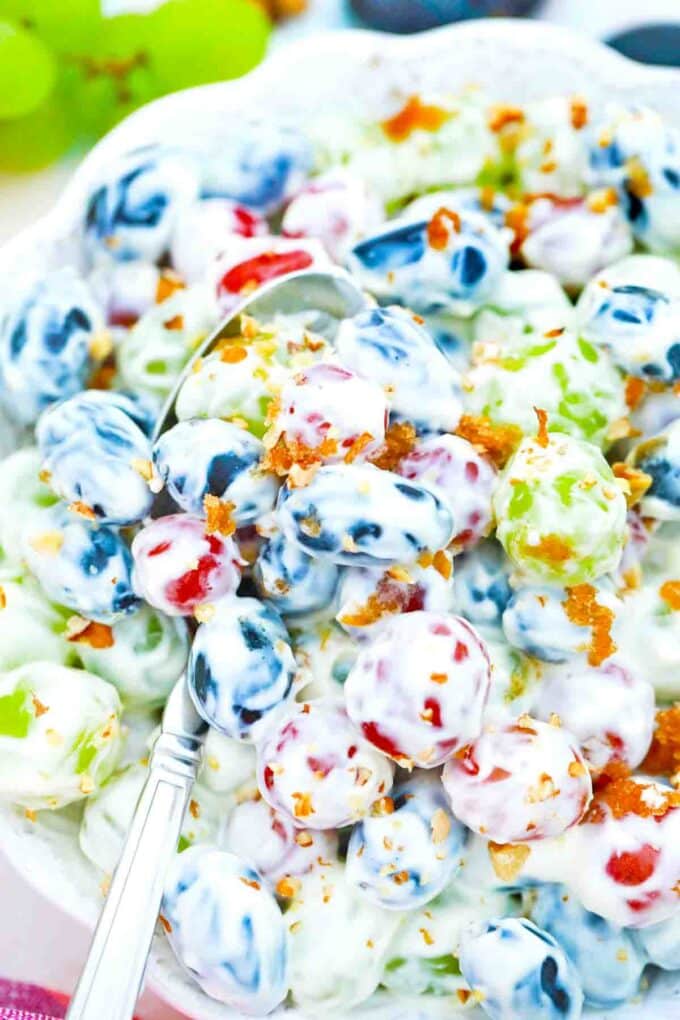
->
<box><xmin>66</xmin><ymin>730</ymin><xmax>203</xmax><ymax>1020</ymax></box>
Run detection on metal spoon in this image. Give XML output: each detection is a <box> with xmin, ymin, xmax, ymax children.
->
<box><xmin>66</xmin><ymin>267</ymin><xmax>365</xmax><ymax>1020</ymax></box>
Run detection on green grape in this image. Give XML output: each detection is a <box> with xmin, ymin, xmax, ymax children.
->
<box><xmin>0</xmin><ymin>19</ymin><xmax>56</xmax><ymax>119</ymax></box>
<box><xmin>0</xmin><ymin>1</ymin><xmax>27</xmax><ymax>20</ymax></box>
<box><xmin>0</xmin><ymin>92</ymin><xmax>74</xmax><ymax>171</ymax></box>
<box><xmin>476</xmin><ymin>152</ymin><xmax>522</xmax><ymax>197</ymax></box>
<box><xmin>58</xmin><ymin>14</ymin><xmax>162</xmax><ymax>143</ymax></box>
<box><xmin>0</xmin><ymin>1</ymin><xmax>271</xmax><ymax>172</ymax></box>
<box><xmin>57</xmin><ymin>63</ymin><xmax>118</xmax><ymax>142</ymax></box>
<box><xmin>148</xmin><ymin>0</ymin><xmax>270</xmax><ymax>93</ymax></box>
<box><xmin>60</xmin><ymin>66</ymin><xmax>161</xmax><ymax>144</ymax></box>
<box><xmin>0</xmin><ymin>0</ymin><xmax>103</xmax><ymax>54</ymax></box>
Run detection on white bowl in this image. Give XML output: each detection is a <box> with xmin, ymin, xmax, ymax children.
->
<box><xmin>1</xmin><ymin>18</ymin><xmax>680</xmax><ymax>1020</ymax></box>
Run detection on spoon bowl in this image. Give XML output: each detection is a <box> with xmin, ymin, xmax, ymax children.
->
<box><xmin>153</xmin><ymin>267</ymin><xmax>366</xmax><ymax>440</ymax></box>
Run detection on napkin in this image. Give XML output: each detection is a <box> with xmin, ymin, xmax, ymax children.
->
<box><xmin>0</xmin><ymin>980</ymin><xmax>67</xmax><ymax>1019</ymax></box>
<box><xmin>0</xmin><ymin>1012</ymin><xmax>63</xmax><ymax>1020</ymax></box>
<box><xmin>0</xmin><ymin>978</ymin><xmax>145</xmax><ymax>1020</ymax></box>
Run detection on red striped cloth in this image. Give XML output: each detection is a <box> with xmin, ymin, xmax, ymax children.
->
<box><xmin>0</xmin><ymin>980</ymin><xmax>67</xmax><ymax>1019</ymax></box>
<box><xmin>0</xmin><ymin>1012</ymin><xmax>63</xmax><ymax>1020</ymax></box>
<box><xmin>0</xmin><ymin>979</ymin><xmax>146</xmax><ymax>1020</ymax></box>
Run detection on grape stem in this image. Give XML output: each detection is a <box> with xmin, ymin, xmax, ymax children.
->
<box><xmin>66</xmin><ymin>52</ymin><xmax>148</xmax><ymax>104</ymax></box>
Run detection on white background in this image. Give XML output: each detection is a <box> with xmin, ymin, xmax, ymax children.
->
<box><xmin>0</xmin><ymin>0</ymin><xmax>678</xmax><ymax>1013</ymax></box>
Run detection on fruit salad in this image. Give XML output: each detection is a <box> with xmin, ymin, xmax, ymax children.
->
<box><xmin>1</xmin><ymin>90</ymin><xmax>680</xmax><ymax>1019</ymax></box>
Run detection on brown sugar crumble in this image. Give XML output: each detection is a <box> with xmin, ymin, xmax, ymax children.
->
<box><xmin>430</xmin><ymin>808</ymin><xmax>451</xmax><ymax>844</ymax></box>
<box><xmin>505</xmin><ymin>202</ymin><xmax>530</xmax><ymax>255</ymax></box>
<box><xmin>220</xmin><ymin>345</ymin><xmax>248</xmax><ymax>364</ymax></box>
<box><xmin>642</xmin><ymin>705</ymin><xmax>680</xmax><ymax>778</ymax></box>
<box><xmin>240</xmin><ymin>877</ymin><xmax>261</xmax><ymax>891</ymax></box>
<box><xmin>659</xmin><ymin>581</ymin><xmax>680</xmax><ymax>611</ymax></box>
<box><xmin>587</xmin><ymin>188</ymin><xmax>619</xmax><ymax>214</ymax></box>
<box><xmin>65</xmin><ymin>618</ymin><xmax>115</xmax><ymax>649</ymax></box>
<box><xmin>344</xmin><ymin>432</ymin><xmax>374</xmax><ymax>464</ymax></box>
<box><xmin>562</xmin><ymin>583</ymin><xmax>616</xmax><ymax>667</ymax></box>
<box><xmin>368</xmin><ymin>420</ymin><xmax>417</xmax><ymax>472</ymax></box>
<box><xmin>381</xmin><ymin>95</ymin><xmax>451</xmax><ymax>143</ymax></box>
<box><xmin>585</xmin><ymin>764</ymin><xmax>680</xmax><ymax>823</ymax></box>
<box><xmin>338</xmin><ymin>569</ymin><xmax>426</xmax><ymax>628</ymax></box>
<box><xmin>276</xmin><ymin>876</ymin><xmax>301</xmax><ymax>899</ymax></box>
<box><xmin>156</xmin><ymin>270</ymin><xmax>185</xmax><ymax>304</ymax></box>
<box><xmin>432</xmin><ymin>549</ymin><xmax>452</xmax><ymax>580</ymax></box>
<box><xmin>455</xmin><ymin>414</ymin><xmax>522</xmax><ymax>468</ymax></box>
<box><xmin>68</xmin><ymin>501</ymin><xmax>97</xmax><ymax>521</ymax></box>
<box><xmin>569</xmin><ymin>96</ymin><xmax>589</xmax><ymax>129</ymax></box>
<box><xmin>612</xmin><ymin>463</ymin><xmax>652</xmax><ymax>508</ymax></box>
<box><xmin>534</xmin><ymin>407</ymin><xmax>549</xmax><ymax>448</ymax></box>
<box><xmin>203</xmin><ymin>494</ymin><xmax>237</xmax><ymax>537</ymax></box>
<box><xmin>524</xmin><ymin>533</ymin><xmax>572</xmax><ymax>564</ymax></box>
<box><xmin>262</xmin><ymin>434</ymin><xmax>338</xmax><ymax>482</ymax></box>
<box><xmin>626</xmin><ymin>157</ymin><xmax>653</xmax><ymax>198</ymax></box>
<box><xmin>31</xmin><ymin>694</ymin><xmax>49</xmax><ymax>718</ymax></box>
<box><xmin>427</xmin><ymin>207</ymin><xmax>461</xmax><ymax>250</ymax></box>
<box><xmin>624</xmin><ymin>376</ymin><xmax>647</xmax><ymax>410</ymax></box>
<box><xmin>88</xmin><ymin>360</ymin><xmax>117</xmax><ymax>391</ymax></box>
<box><xmin>371</xmin><ymin>796</ymin><xmax>395</xmax><ymax>816</ymax></box>
<box><xmin>488</xmin><ymin>104</ymin><xmax>525</xmax><ymax>133</ymax></box>
<box><xmin>292</xmin><ymin>792</ymin><xmax>315</xmax><ymax>818</ymax></box>
<box><xmin>163</xmin><ymin>314</ymin><xmax>185</xmax><ymax>331</ymax></box>
<box><xmin>488</xmin><ymin>841</ymin><xmax>531</xmax><ymax>881</ymax></box>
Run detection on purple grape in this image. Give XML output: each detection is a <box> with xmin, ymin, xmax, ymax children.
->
<box><xmin>349</xmin><ymin>0</ymin><xmax>539</xmax><ymax>35</ymax></box>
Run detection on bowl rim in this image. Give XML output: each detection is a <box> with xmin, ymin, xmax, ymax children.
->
<box><xmin>1</xmin><ymin>17</ymin><xmax>680</xmax><ymax>1020</ymax></box>
<box><xmin>0</xmin><ymin>18</ymin><xmax>678</xmax><ymax>271</ymax></box>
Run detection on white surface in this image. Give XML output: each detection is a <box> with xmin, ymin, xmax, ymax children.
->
<box><xmin>0</xmin><ymin>162</ymin><xmax>78</xmax><ymax>246</ymax></box>
<box><xmin>1</xmin><ymin>13</ymin><xmax>680</xmax><ymax>1020</ymax></box>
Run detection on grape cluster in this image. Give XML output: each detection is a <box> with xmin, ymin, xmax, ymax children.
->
<box><xmin>0</xmin><ymin>0</ymin><xmax>271</xmax><ymax>172</ymax></box>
